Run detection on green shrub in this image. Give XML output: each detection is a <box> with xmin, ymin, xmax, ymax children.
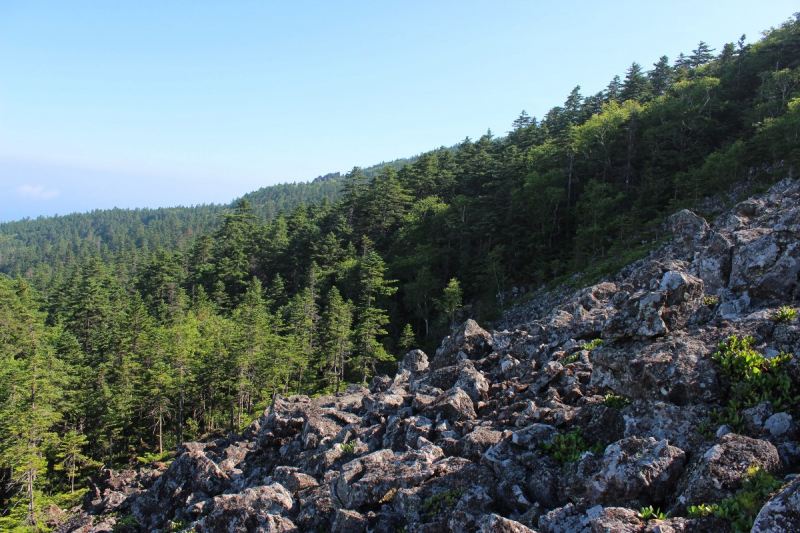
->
<box><xmin>603</xmin><ymin>394</ymin><xmax>631</xmax><ymax>409</ymax></box>
<box><xmin>423</xmin><ymin>488</ymin><xmax>465</xmax><ymax>518</ymax></box>
<box><xmin>540</xmin><ymin>428</ymin><xmax>605</xmax><ymax>465</ymax></box>
<box><xmin>703</xmin><ymin>295</ymin><xmax>720</xmax><ymax>307</ymax></box>
<box><xmin>581</xmin><ymin>338</ymin><xmax>605</xmax><ymax>351</ymax></box>
<box><xmin>774</xmin><ymin>306</ymin><xmax>797</xmax><ymax>323</ymax></box>
<box><xmin>562</xmin><ymin>352</ymin><xmax>581</xmax><ymax>365</ymax></box>
<box><xmin>638</xmin><ymin>506</ymin><xmax>668</xmax><ymax>520</ymax></box>
<box><xmin>340</xmin><ymin>441</ymin><xmax>355</xmax><ymax>454</ymax></box>
<box><xmin>692</xmin><ymin>466</ymin><xmax>784</xmax><ymax>533</ymax></box>
<box><xmin>712</xmin><ymin>336</ymin><xmax>797</xmax><ymax>412</ymax></box>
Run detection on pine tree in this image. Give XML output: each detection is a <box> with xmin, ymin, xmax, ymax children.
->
<box><xmin>649</xmin><ymin>56</ymin><xmax>672</xmax><ymax>95</ymax></box>
<box><xmin>436</xmin><ymin>278</ymin><xmax>463</xmax><ymax>328</ymax></box>
<box><xmin>354</xmin><ymin>250</ymin><xmax>397</xmax><ymax>383</ymax></box>
<box><xmin>399</xmin><ymin>324</ymin><xmax>416</xmax><ymax>351</ymax></box>
<box><xmin>319</xmin><ymin>286</ymin><xmax>354</xmax><ymax>393</ymax></box>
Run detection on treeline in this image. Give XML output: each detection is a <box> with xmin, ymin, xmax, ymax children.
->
<box><xmin>2</xmin><ymin>13</ymin><xmax>800</xmax><ymax>530</ymax></box>
<box><xmin>0</xmin><ymin>176</ymin><xmax>344</xmax><ymax>278</ymax></box>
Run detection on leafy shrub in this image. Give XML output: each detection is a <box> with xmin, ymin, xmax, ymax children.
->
<box><xmin>691</xmin><ymin>466</ymin><xmax>783</xmax><ymax>533</ymax></box>
<box><xmin>340</xmin><ymin>441</ymin><xmax>355</xmax><ymax>454</ymax></box>
<box><xmin>695</xmin><ymin>419</ymin><xmax>715</xmax><ymax>439</ymax></box>
<box><xmin>774</xmin><ymin>306</ymin><xmax>797</xmax><ymax>322</ymax></box>
<box><xmin>423</xmin><ymin>488</ymin><xmax>465</xmax><ymax>518</ymax></box>
<box><xmin>136</xmin><ymin>450</ymin><xmax>174</xmax><ymax>466</ymax></box>
<box><xmin>603</xmin><ymin>394</ymin><xmax>631</xmax><ymax>409</ymax></box>
<box><xmin>638</xmin><ymin>506</ymin><xmax>668</xmax><ymax>520</ymax></box>
<box><xmin>703</xmin><ymin>295</ymin><xmax>720</xmax><ymax>307</ymax></box>
<box><xmin>712</xmin><ymin>336</ymin><xmax>797</xmax><ymax>412</ymax></box>
<box><xmin>581</xmin><ymin>338</ymin><xmax>605</xmax><ymax>351</ymax></box>
<box><xmin>562</xmin><ymin>352</ymin><xmax>581</xmax><ymax>365</ymax></box>
<box><xmin>540</xmin><ymin>428</ymin><xmax>605</xmax><ymax>465</ymax></box>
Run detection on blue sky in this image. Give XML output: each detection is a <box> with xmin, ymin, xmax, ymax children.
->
<box><xmin>1</xmin><ymin>1</ymin><xmax>797</xmax><ymax>222</ymax></box>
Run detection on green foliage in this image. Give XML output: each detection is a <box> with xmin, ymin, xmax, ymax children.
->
<box><xmin>693</xmin><ymin>465</ymin><xmax>783</xmax><ymax>533</ymax></box>
<box><xmin>703</xmin><ymin>295</ymin><xmax>720</xmax><ymax>307</ymax></box>
<box><xmin>540</xmin><ymin>428</ymin><xmax>605</xmax><ymax>465</ymax></box>
<box><xmin>581</xmin><ymin>339</ymin><xmax>605</xmax><ymax>351</ymax></box>
<box><xmin>695</xmin><ymin>419</ymin><xmax>715</xmax><ymax>439</ymax></box>
<box><xmin>712</xmin><ymin>335</ymin><xmax>797</xmax><ymax>412</ymax></box>
<box><xmin>135</xmin><ymin>450</ymin><xmax>175</xmax><ymax>466</ymax></box>
<box><xmin>638</xmin><ymin>506</ymin><xmax>668</xmax><ymax>520</ymax></box>
<box><xmin>603</xmin><ymin>394</ymin><xmax>631</xmax><ymax>409</ymax></box>
<box><xmin>113</xmin><ymin>515</ymin><xmax>141</xmax><ymax>532</ymax></box>
<box><xmin>340</xmin><ymin>441</ymin><xmax>355</xmax><ymax>454</ymax></box>
<box><xmin>687</xmin><ymin>503</ymin><xmax>714</xmax><ymax>517</ymax></box>
<box><xmin>774</xmin><ymin>306</ymin><xmax>797</xmax><ymax>322</ymax></box>
<box><xmin>423</xmin><ymin>488</ymin><xmax>465</xmax><ymax>518</ymax></box>
<box><xmin>562</xmin><ymin>352</ymin><xmax>581</xmax><ymax>365</ymax></box>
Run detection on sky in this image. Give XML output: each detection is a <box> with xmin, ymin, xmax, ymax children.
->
<box><xmin>0</xmin><ymin>1</ymin><xmax>797</xmax><ymax>222</ymax></box>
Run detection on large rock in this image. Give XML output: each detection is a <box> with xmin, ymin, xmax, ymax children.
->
<box><xmin>330</xmin><ymin>445</ymin><xmax>445</xmax><ymax>510</ymax></box>
<box><xmin>752</xmin><ymin>475</ymin><xmax>800</xmax><ymax>533</ymax></box>
<box><xmin>676</xmin><ymin>433</ymin><xmax>781</xmax><ymax>507</ymax></box>
<box><xmin>423</xmin><ymin>387</ymin><xmax>477</xmax><ymax>422</ymax></box>
<box><xmin>588</xmin><ymin>437</ymin><xmax>686</xmax><ymax>507</ymax></box>
<box><xmin>432</xmin><ymin>319</ymin><xmax>493</xmax><ymax>370</ymax></box>
<box><xmin>131</xmin><ymin>449</ymin><xmax>231</xmax><ymax>530</ymax></box>
<box><xmin>196</xmin><ymin>484</ymin><xmax>295</xmax><ymax>533</ymax></box>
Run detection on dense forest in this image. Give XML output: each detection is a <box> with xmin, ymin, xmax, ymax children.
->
<box><xmin>2</xmin><ymin>13</ymin><xmax>800</xmax><ymax>530</ymax></box>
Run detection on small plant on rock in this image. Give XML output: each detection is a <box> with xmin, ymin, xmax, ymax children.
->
<box><xmin>695</xmin><ymin>419</ymin><xmax>715</xmax><ymax>439</ymax></box>
<box><xmin>712</xmin><ymin>335</ymin><xmax>797</xmax><ymax>412</ymax></box>
<box><xmin>423</xmin><ymin>488</ymin><xmax>465</xmax><ymax>518</ymax></box>
<box><xmin>581</xmin><ymin>338</ymin><xmax>605</xmax><ymax>351</ymax></box>
<box><xmin>540</xmin><ymin>428</ymin><xmax>605</xmax><ymax>465</ymax></box>
<box><xmin>562</xmin><ymin>352</ymin><xmax>581</xmax><ymax>365</ymax></box>
<box><xmin>638</xmin><ymin>506</ymin><xmax>668</xmax><ymax>520</ymax></box>
<box><xmin>703</xmin><ymin>295</ymin><xmax>720</xmax><ymax>307</ymax></box>
<box><xmin>691</xmin><ymin>465</ymin><xmax>783</xmax><ymax>533</ymax></box>
<box><xmin>340</xmin><ymin>441</ymin><xmax>355</xmax><ymax>454</ymax></box>
<box><xmin>774</xmin><ymin>306</ymin><xmax>797</xmax><ymax>323</ymax></box>
<box><xmin>687</xmin><ymin>503</ymin><xmax>714</xmax><ymax>517</ymax></box>
<box><xmin>603</xmin><ymin>394</ymin><xmax>631</xmax><ymax>409</ymax></box>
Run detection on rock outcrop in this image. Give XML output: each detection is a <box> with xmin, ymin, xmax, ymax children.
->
<box><xmin>57</xmin><ymin>179</ymin><xmax>800</xmax><ymax>532</ymax></box>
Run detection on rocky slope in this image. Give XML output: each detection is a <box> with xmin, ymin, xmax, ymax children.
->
<box><xmin>58</xmin><ymin>179</ymin><xmax>800</xmax><ymax>532</ymax></box>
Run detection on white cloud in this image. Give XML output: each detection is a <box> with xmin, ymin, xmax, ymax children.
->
<box><xmin>17</xmin><ymin>185</ymin><xmax>60</xmax><ymax>200</ymax></box>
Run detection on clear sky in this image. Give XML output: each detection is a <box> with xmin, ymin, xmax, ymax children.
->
<box><xmin>0</xmin><ymin>1</ymin><xmax>797</xmax><ymax>222</ymax></box>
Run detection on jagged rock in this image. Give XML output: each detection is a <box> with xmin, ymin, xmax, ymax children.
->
<box><xmin>449</xmin><ymin>486</ymin><xmax>495</xmax><ymax>533</ymax></box>
<box><xmin>461</xmin><ymin>426</ymin><xmax>503</xmax><ymax>461</ymax></box>
<box><xmin>423</xmin><ymin>387</ymin><xmax>477</xmax><ymax>421</ymax></box>
<box><xmin>271</xmin><ymin>466</ymin><xmax>319</xmax><ymax>494</ymax></box>
<box><xmin>588</xmin><ymin>437</ymin><xmax>686</xmax><ymax>507</ymax></box>
<box><xmin>331</xmin><ymin>509</ymin><xmax>367</xmax><ymax>533</ymax></box>
<box><xmin>751</xmin><ymin>475</ymin><xmax>800</xmax><ymax>532</ymax></box>
<box><xmin>603</xmin><ymin>290</ymin><xmax>668</xmax><ymax>340</ymax></box>
<box><xmin>132</xmin><ymin>449</ymin><xmax>231</xmax><ymax>530</ymax></box>
<box><xmin>765</xmin><ymin>412</ymin><xmax>794</xmax><ymax>438</ymax></box>
<box><xmin>658</xmin><ymin>271</ymin><xmax>704</xmax><ymax>331</ymax></box>
<box><xmin>478</xmin><ymin>513</ymin><xmax>538</xmax><ymax>532</ymax></box>
<box><xmin>432</xmin><ymin>319</ymin><xmax>493</xmax><ymax>370</ymax></box>
<box><xmin>667</xmin><ymin>209</ymin><xmax>710</xmax><ymax>249</ymax></box>
<box><xmin>590</xmin><ymin>335</ymin><xmax>717</xmax><ymax>405</ymax></box>
<box><xmin>538</xmin><ymin>503</ymin><xmax>604</xmax><ymax>533</ymax></box>
<box><xmin>588</xmin><ymin>507</ymin><xmax>644</xmax><ymax>532</ymax></box>
<box><xmin>330</xmin><ymin>445</ymin><xmax>444</xmax><ymax>510</ymax></box>
<box><xmin>400</xmin><ymin>349</ymin><xmax>430</xmax><ymax>373</ymax></box>
<box><xmin>196</xmin><ymin>484</ymin><xmax>295</xmax><ymax>532</ymax></box>
<box><xmin>676</xmin><ymin>433</ymin><xmax>781</xmax><ymax>507</ymax></box>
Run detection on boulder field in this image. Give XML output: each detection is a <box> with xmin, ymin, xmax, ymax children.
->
<box><xmin>58</xmin><ymin>179</ymin><xmax>800</xmax><ymax>532</ymax></box>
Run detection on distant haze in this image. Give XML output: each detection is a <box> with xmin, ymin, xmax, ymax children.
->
<box><xmin>1</xmin><ymin>0</ymin><xmax>797</xmax><ymax>222</ymax></box>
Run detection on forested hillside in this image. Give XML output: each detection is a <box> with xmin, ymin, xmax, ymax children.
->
<box><xmin>2</xmin><ymin>13</ymin><xmax>800</xmax><ymax>530</ymax></box>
